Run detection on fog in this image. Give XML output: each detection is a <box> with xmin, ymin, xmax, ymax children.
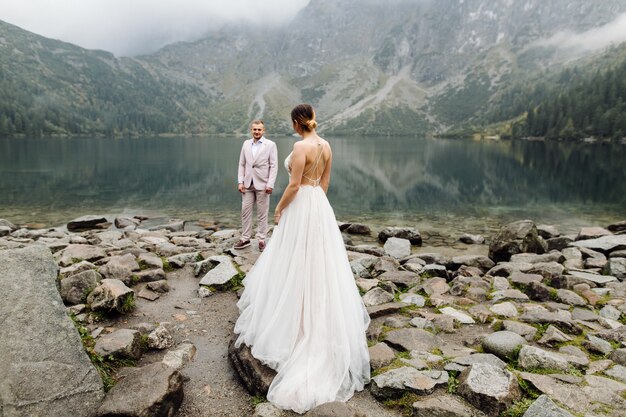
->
<box><xmin>538</xmin><ymin>12</ymin><xmax>626</xmax><ymax>52</ymax></box>
<box><xmin>0</xmin><ymin>0</ymin><xmax>310</xmax><ymax>56</ymax></box>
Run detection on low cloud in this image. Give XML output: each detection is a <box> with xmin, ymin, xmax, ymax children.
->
<box><xmin>537</xmin><ymin>12</ymin><xmax>626</xmax><ymax>51</ymax></box>
<box><xmin>0</xmin><ymin>0</ymin><xmax>310</xmax><ymax>56</ymax></box>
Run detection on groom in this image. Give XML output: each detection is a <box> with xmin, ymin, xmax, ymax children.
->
<box><xmin>235</xmin><ymin>120</ymin><xmax>278</xmax><ymax>251</ymax></box>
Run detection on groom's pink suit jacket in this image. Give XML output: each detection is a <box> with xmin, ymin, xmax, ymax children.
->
<box><xmin>238</xmin><ymin>138</ymin><xmax>278</xmax><ymax>190</ymax></box>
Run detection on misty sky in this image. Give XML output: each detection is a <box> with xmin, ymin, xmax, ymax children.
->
<box><xmin>0</xmin><ymin>0</ymin><xmax>310</xmax><ymax>56</ymax></box>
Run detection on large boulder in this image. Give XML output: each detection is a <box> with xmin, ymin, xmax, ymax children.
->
<box><xmin>228</xmin><ymin>337</ymin><xmax>276</xmax><ymax>396</ymax></box>
<box><xmin>87</xmin><ymin>278</ymin><xmax>135</xmax><ymax>314</ymax></box>
<box><xmin>67</xmin><ymin>215</ymin><xmax>109</xmax><ymax>232</ymax></box>
<box><xmin>0</xmin><ymin>246</ymin><xmax>104</xmax><ymax>417</ymax></box>
<box><xmin>378</xmin><ymin>227</ymin><xmax>422</xmax><ymax>245</ymax></box>
<box><xmin>488</xmin><ymin>220</ymin><xmax>547</xmax><ymax>263</ymax></box>
<box><xmin>96</xmin><ymin>363</ymin><xmax>183</xmax><ymax>417</ymax></box>
<box><xmin>457</xmin><ymin>363</ymin><xmax>520</xmax><ymax>417</ymax></box>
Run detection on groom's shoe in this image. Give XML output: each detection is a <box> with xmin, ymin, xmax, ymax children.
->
<box><xmin>258</xmin><ymin>240</ymin><xmax>266</xmax><ymax>252</ymax></box>
<box><xmin>234</xmin><ymin>239</ymin><xmax>251</xmax><ymax>250</ymax></box>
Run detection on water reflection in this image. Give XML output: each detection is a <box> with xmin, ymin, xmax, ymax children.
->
<box><xmin>0</xmin><ymin>136</ymin><xmax>624</xmax><ymax>232</ymax></box>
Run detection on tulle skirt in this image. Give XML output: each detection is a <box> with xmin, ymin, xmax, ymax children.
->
<box><xmin>234</xmin><ymin>185</ymin><xmax>371</xmax><ymax>414</ymax></box>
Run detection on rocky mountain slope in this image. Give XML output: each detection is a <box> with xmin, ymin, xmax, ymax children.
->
<box><xmin>2</xmin><ymin>0</ymin><xmax>626</xmax><ymax>136</ymax></box>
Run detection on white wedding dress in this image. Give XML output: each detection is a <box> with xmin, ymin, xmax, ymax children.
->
<box><xmin>234</xmin><ymin>148</ymin><xmax>371</xmax><ymax>414</ymax></box>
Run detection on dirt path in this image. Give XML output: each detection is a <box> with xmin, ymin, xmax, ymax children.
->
<box><xmin>101</xmin><ymin>264</ymin><xmax>402</xmax><ymax>417</ymax></box>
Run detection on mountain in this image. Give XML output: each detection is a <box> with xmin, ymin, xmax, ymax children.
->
<box><xmin>1</xmin><ymin>0</ymin><xmax>626</xmax><ymax>137</ymax></box>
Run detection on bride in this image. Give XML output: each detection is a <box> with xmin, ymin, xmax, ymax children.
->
<box><xmin>234</xmin><ymin>104</ymin><xmax>371</xmax><ymax>413</ymax></box>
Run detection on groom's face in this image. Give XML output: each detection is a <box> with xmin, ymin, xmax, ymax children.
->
<box><xmin>251</xmin><ymin>123</ymin><xmax>265</xmax><ymax>140</ymax></box>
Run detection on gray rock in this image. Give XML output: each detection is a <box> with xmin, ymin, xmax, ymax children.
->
<box><xmin>399</xmin><ymin>293</ymin><xmax>425</xmax><ymax>307</ymax></box>
<box><xmin>135</xmin><ymin>268</ymin><xmax>166</xmax><ymax>283</ymax></box>
<box><xmin>67</xmin><ymin>215</ymin><xmax>109</xmax><ymax>231</ymax></box>
<box><xmin>610</xmin><ymin>348</ymin><xmax>626</xmax><ymax>366</ymax></box>
<box><xmin>412</xmin><ymin>394</ymin><xmax>486</xmax><ymax>417</ymax></box>
<box><xmin>420</xmin><ymin>264</ymin><xmax>449</xmax><ymax>279</ymax></box>
<box><xmin>510</xmin><ymin>252</ymin><xmax>564</xmax><ymax>264</ymax></box>
<box><xmin>518</xmin><ymin>345</ymin><xmax>569</xmax><ymax>372</ymax></box>
<box><xmin>94</xmin><ymin>328</ymin><xmax>143</xmax><ymax>359</ymax></box>
<box><xmin>138</xmin><ymin>251</ymin><xmax>163</xmax><ymax>269</ymax></box>
<box><xmin>114</xmin><ymin>216</ymin><xmax>140</xmax><ymax>229</ymax></box>
<box><xmin>378</xmin><ymin>270</ymin><xmax>421</xmax><ymax>288</ymax></box>
<box><xmin>147</xmin><ymin>325</ymin><xmax>174</xmax><ymax>350</ymax></box>
<box><xmin>371</xmin><ymin>367</ymin><xmax>437</xmax><ymax>399</ymax></box>
<box><xmin>451</xmin><ymin>255</ymin><xmax>494</xmax><ymax>272</ymax></box>
<box><xmin>576</xmin><ymin>226</ymin><xmax>612</xmax><ymax>241</ymax></box>
<box><xmin>149</xmin><ymin>219</ymin><xmax>186</xmax><ymax>232</ymax></box>
<box><xmin>0</xmin><ymin>246</ymin><xmax>104</xmax><ymax>417</ymax></box>
<box><xmin>138</xmin><ymin>287</ymin><xmax>160</xmax><ymax>301</ymax></box>
<box><xmin>345</xmin><ymin>245</ymin><xmax>385</xmax><ymax>257</ymax></box>
<box><xmin>87</xmin><ymin>278</ymin><xmax>135</xmax><ymax>314</ymax></box>
<box><xmin>546</xmin><ymin>236</ymin><xmax>574</xmax><ymax>251</ymax></box>
<box><xmin>585</xmin><ymin>334</ymin><xmax>614</xmax><ymax>355</ymax></box>
<box><xmin>502</xmin><ymin>320</ymin><xmax>538</xmax><ymax>340</ymax></box>
<box><xmin>605</xmin><ymin>257</ymin><xmax>626</xmax><ymax>281</ymax></box>
<box><xmin>378</xmin><ymin>227</ymin><xmax>422</xmax><ymax>245</ymax></box>
<box><xmin>366</xmin><ymin>302</ymin><xmax>408</xmax><ymax>319</ymax></box>
<box><xmin>409</xmin><ymin>317</ymin><xmax>436</xmax><ymax>331</ymax></box>
<box><xmin>0</xmin><ymin>218</ymin><xmax>17</xmax><ymax>230</ymax></box>
<box><xmin>147</xmin><ymin>280</ymin><xmax>170</xmax><ymax>293</ymax></box>
<box><xmin>306</xmin><ymin>401</ymin><xmax>356</xmax><ymax>417</ymax></box>
<box><xmin>98</xmin><ymin>253</ymin><xmax>140</xmax><ymax>284</ymax></box>
<box><xmin>384</xmin><ymin>328</ymin><xmax>441</xmax><ymax>352</ymax></box>
<box><xmin>522</xmin><ymin>394</ymin><xmax>575</xmax><ymax>417</ymax></box>
<box><xmin>228</xmin><ymin>337</ymin><xmax>276</xmax><ymax>396</ymax></box>
<box><xmin>556</xmin><ymin>289</ymin><xmax>587</xmax><ymax>306</ymax></box>
<box><xmin>488</xmin><ymin>220</ymin><xmax>546</xmax><ymax>263</ymax></box>
<box><xmin>60</xmin><ymin>269</ymin><xmax>102</xmax><ymax>305</ymax></box>
<box><xmin>422</xmin><ymin>277</ymin><xmax>449</xmax><ymax>295</ymax></box>
<box><xmin>459</xmin><ymin>233</ymin><xmax>485</xmax><ymax>244</ymax></box>
<box><xmin>605</xmin><ymin>364</ymin><xmax>626</xmax><ymax>383</ymax></box>
<box><xmin>440</xmin><ymin>306</ymin><xmax>475</xmax><ymax>324</ymax></box>
<box><xmin>362</xmin><ymin>287</ymin><xmax>395</xmax><ymax>307</ymax></box>
<box><xmin>568</xmin><ymin>270</ymin><xmax>618</xmax><ymax>285</ymax></box>
<box><xmin>169</xmin><ymin>251</ymin><xmax>201</xmax><ymax>268</ymax></box>
<box><xmin>355</xmin><ymin>278</ymin><xmax>378</xmax><ymax>292</ymax></box>
<box><xmin>162</xmin><ymin>343</ymin><xmax>197</xmax><ymax>370</ymax></box>
<box><xmin>345</xmin><ymin>223</ymin><xmax>371</xmax><ymax>235</ymax></box>
<box><xmin>509</xmin><ymin>272</ymin><xmax>543</xmax><ymax>286</ymax></box>
<box><xmin>451</xmin><ymin>353</ymin><xmax>507</xmax><ymax>370</ymax></box>
<box><xmin>198</xmin><ymin>255</ymin><xmax>240</xmax><ymax>288</ymax></box>
<box><xmin>537</xmin><ymin>325</ymin><xmax>572</xmax><ymax>346</ymax></box>
<box><xmin>491</xmin><ymin>289</ymin><xmax>529</xmax><ymax>302</ymax></box>
<box><xmin>253</xmin><ymin>402</ymin><xmax>283</xmax><ymax>417</ymax></box>
<box><xmin>96</xmin><ymin>363</ymin><xmax>183</xmax><ymax>417</ymax></box>
<box><xmin>573</xmin><ymin>234</ymin><xmax>626</xmax><ymax>254</ymax></box>
<box><xmin>368</xmin><ymin>342</ymin><xmax>396</xmax><ymax>369</ymax></box>
<box><xmin>0</xmin><ymin>225</ymin><xmax>11</xmax><ymax>237</ymax></box>
<box><xmin>537</xmin><ymin>225</ymin><xmax>560</xmax><ymax>239</ymax></box>
<box><xmin>457</xmin><ymin>363</ymin><xmax>520</xmax><ymax>417</ymax></box>
<box><xmin>482</xmin><ymin>331</ymin><xmax>527</xmax><ymax>360</ymax></box>
<box><xmin>60</xmin><ymin>260</ymin><xmax>97</xmax><ymax>277</ymax></box>
<box><xmin>383</xmin><ymin>237</ymin><xmax>411</xmax><ymax>259</ymax></box>
<box><xmin>58</xmin><ymin>243</ymin><xmax>107</xmax><ymax>267</ymax></box>
<box><xmin>524</xmin><ymin>281</ymin><xmax>552</xmax><ymax>302</ymax></box>
<box><xmin>608</xmin><ymin>220</ymin><xmax>626</xmax><ymax>233</ymax></box>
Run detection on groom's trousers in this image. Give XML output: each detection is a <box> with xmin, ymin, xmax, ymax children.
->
<box><xmin>241</xmin><ymin>186</ymin><xmax>270</xmax><ymax>241</ymax></box>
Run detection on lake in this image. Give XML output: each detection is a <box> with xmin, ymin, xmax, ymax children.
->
<box><xmin>1</xmin><ymin>136</ymin><xmax>625</xmax><ymax>239</ymax></box>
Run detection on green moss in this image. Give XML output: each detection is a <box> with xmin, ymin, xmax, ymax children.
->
<box><xmin>161</xmin><ymin>257</ymin><xmax>173</xmax><ymax>272</ymax></box>
<box><xmin>71</xmin><ymin>257</ymin><xmax>84</xmax><ymax>264</ymax></box>
<box><xmin>371</xmin><ymin>359</ymin><xmax>408</xmax><ymax>377</ymax></box>
<box><xmin>138</xmin><ymin>259</ymin><xmax>150</xmax><ymax>271</ymax></box>
<box><xmin>383</xmin><ymin>392</ymin><xmax>419</xmax><ymax>417</ymax></box>
<box><xmin>119</xmin><ymin>295</ymin><xmax>136</xmax><ymax>314</ymax></box>
<box><xmin>395</xmin><ymin>351</ymin><xmax>411</xmax><ymax>359</ymax></box>
<box><xmin>70</xmin><ymin>314</ymin><xmax>131</xmax><ymax>392</ymax></box>
<box><xmin>492</xmin><ymin>320</ymin><xmax>504</xmax><ymax>332</ymax></box>
<box><xmin>517</xmin><ymin>376</ymin><xmax>541</xmax><ymax>400</ymax></box>
<box><xmin>195</xmin><ymin>253</ymin><xmax>204</xmax><ymax>262</ymax></box>
<box><xmin>500</xmin><ymin>398</ymin><xmax>535</xmax><ymax>417</ymax></box>
<box><xmin>447</xmin><ymin>373</ymin><xmax>459</xmax><ymax>394</ymax></box>
<box><xmin>251</xmin><ymin>395</ymin><xmax>266</xmax><ymax>407</ymax></box>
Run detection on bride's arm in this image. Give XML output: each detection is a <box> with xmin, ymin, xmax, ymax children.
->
<box><xmin>274</xmin><ymin>142</ymin><xmax>305</xmax><ymax>222</ymax></box>
<box><xmin>320</xmin><ymin>145</ymin><xmax>332</xmax><ymax>194</ymax></box>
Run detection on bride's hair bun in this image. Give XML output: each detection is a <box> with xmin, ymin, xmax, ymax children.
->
<box><xmin>291</xmin><ymin>103</ymin><xmax>317</xmax><ymax>132</ymax></box>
